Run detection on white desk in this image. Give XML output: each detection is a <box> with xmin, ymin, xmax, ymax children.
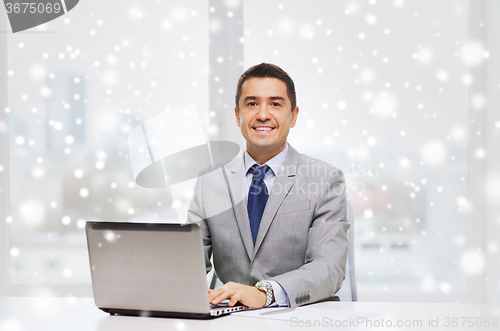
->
<box><xmin>0</xmin><ymin>297</ymin><xmax>499</xmax><ymax>331</ymax></box>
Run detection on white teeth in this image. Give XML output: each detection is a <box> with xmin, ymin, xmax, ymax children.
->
<box><xmin>255</xmin><ymin>127</ymin><xmax>273</xmax><ymax>130</ymax></box>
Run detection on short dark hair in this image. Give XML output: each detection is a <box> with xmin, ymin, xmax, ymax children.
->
<box><xmin>235</xmin><ymin>63</ymin><xmax>296</xmax><ymax>112</ymax></box>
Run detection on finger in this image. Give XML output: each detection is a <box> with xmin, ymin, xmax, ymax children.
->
<box><xmin>211</xmin><ymin>290</ymin><xmax>232</xmax><ymax>305</ymax></box>
<box><xmin>208</xmin><ymin>290</ymin><xmax>219</xmax><ymax>302</ymax></box>
<box><xmin>228</xmin><ymin>293</ymin><xmax>241</xmax><ymax>307</ymax></box>
<box><xmin>208</xmin><ymin>286</ymin><xmax>224</xmax><ymax>302</ymax></box>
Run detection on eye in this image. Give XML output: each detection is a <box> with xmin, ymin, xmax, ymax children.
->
<box><xmin>271</xmin><ymin>102</ymin><xmax>281</xmax><ymax>107</ymax></box>
<box><xmin>247</xmin><ymin>102</ymin><xmax>257</xmax><ymax>106</ymax></box>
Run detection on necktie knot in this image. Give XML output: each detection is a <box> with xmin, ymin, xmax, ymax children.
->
<box><xmin>249</xmin><ymin>164</ymin><xmax>270</xmax><ymax>182</ymax></box>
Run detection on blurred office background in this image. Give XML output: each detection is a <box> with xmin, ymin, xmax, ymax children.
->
<box><xmin>1</xmin><ymin>0</ymin><xmax>499</xmax><ymax>302</ymax></box>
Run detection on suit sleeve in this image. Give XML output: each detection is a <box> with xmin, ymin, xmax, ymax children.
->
<box><xmin>269</xmin><ymin>169</ymin><xmax>349</xmax><ymax>307</ymax></box>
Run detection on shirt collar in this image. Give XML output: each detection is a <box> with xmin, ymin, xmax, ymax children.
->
<box><xmin>244</xmin><ymin>143</ymin><xmax>289</xmax><ymax>176</ymax></box>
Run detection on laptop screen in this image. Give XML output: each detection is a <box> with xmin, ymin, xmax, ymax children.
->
<box><xmin>86</xmin><ymin>222</ymin><xmax>211</xmax><ymax>314</ymax></box>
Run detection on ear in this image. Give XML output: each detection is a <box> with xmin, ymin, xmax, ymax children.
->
<box><xmin>290</xmin><ymin>107</ymin><xmax>299</xmax><ymax>128</ymax></box>
<box><xmin>234</xmin><ymin>107</ymin><xmax>241</xmax><ymax>127</ymax></box>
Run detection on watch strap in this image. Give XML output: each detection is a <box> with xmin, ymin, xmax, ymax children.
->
<box><xmin>255</xmin><ymin>280</ymin><xmax>274</xmax><ymax>307</ymax></box>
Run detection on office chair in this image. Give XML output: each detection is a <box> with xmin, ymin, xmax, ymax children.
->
<box><xmin>337</xmin><ymin>199</ymin><xmax>358</xmax><ymax>301</ymax></box>
<box><xmin>208</xmin><ymin>258</ymin><xmax>222</xmax><ymax>290</ymax></box>
<box><xmin>209</xmin><ymin>199</ymin><xmax>358</xmax><ymax>302</ymax></box>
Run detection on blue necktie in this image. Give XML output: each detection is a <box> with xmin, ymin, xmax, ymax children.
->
<box><xmin>247</xmin><ymin>164</ymin><xmax>270</xmax><ymax>245</ymax></box>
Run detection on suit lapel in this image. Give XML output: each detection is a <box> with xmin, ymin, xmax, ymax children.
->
<box><xmin>225</xmin><ymin>154</ymin><xmax>254</xmax><ymax>260</ymax></box>
<box><xmin>252</xmin><ymin>145</ymin><xmax>299</xmax><ymax>259</ymax></box>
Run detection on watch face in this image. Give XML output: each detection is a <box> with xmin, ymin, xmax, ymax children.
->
<box><xmin>258</xmin><ymin>284</ymin><xmax>269</xmax><ymax>293</ymax></box>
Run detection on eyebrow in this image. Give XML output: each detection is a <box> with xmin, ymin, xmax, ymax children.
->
<box><xmin>242</xmin><ymin>96</ymin><xmax>286</xmax><ymax>102</ymax></box>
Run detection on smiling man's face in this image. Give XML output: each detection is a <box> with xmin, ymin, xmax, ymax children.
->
<box><xmin>235</xmin><ymin>77</ymin><xmax>299</xmax><ymax>164</ymax></box>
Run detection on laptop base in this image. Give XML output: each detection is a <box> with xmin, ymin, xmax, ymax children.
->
<box><xmin>100</xmin><ymin>307</ymin><xmax>224</xmax><ymax>319</ymax></box>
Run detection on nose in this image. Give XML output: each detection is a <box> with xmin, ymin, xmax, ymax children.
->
<box><xmin>255</xmin><ymin>105</ymin><xmax>272</xmax><ymax>121</ymax></box>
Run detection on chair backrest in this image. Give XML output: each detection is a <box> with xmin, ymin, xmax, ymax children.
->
<box><xmin>208</xmin><ymin>259</ymin><xmax>222</xmax><ymax>289</ymax></box>
<box><xmin>345</xmin><ymin>199</ymin><xmax>358</xmax><ymax>301</ymax></box>
<box><xmin>335</xmin><ymin>199</ymin><xmax>358</xmax><ymax>301</ymax></box>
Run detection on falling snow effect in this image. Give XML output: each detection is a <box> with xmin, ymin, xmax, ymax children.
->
<box><xmin>0</xmin><ymin>0</ymin><xmax>497</xmax><ymax>312</ymax></box>
<box><xmin>420</xmin><ymin>141</ymin><xmax>447</xmax><ymax>166</ymax></box>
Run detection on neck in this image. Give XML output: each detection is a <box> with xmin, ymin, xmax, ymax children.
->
<box><xmin>247</xmin><ymin>143</ymin><xmax>286</xmax><ymax>165</ymax></box>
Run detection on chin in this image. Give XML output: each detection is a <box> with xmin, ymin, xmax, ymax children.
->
<box><xmin>251</xmin><ymin>142</ymin><xmax>281</xmax><ymax>151</ymax></box>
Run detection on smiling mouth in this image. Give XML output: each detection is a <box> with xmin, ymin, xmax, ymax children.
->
<box><xmin>253</xmin><ymin>127</ymin><xmax>275</xmax><ymax>132</ymax></box>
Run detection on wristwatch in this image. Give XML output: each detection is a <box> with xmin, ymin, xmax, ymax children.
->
<box><xmin>254</xmin><ymin>280</ymin><xmax>274</xmax><ymax>307</ymax></box>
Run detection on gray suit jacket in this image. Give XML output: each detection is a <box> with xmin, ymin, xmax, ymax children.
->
<box><xmin>187</xmin><ymin>144</ymin><xmax>349</xmax><ymax>307</ymax></box>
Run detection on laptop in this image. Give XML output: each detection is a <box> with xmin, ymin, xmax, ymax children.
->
<box><xmin>85</xmin><ymin>221</ymin><xmax>247</xmax><ymax>318</ymax></box>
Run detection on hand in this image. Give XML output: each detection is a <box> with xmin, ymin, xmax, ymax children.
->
<box><xmin>208</xmin><ymin>282</ymin><xmax>267</xmax><ymax>308</ymax></box>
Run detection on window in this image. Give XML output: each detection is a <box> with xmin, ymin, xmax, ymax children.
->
<box><xmin>242</xmin><ymin>0</ymin><xmax>489</xmax><ymax>302</ymax></box>
<box><xmin>1</xmin><ymin>0</ymin><xmax>209</xmax><ymax>296</ymax></box>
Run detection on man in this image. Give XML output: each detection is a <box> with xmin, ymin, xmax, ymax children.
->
<box><xmin>187</xmin><ymin>63</ymin><xmax>349</xmax><ymax>308</ymax></box>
